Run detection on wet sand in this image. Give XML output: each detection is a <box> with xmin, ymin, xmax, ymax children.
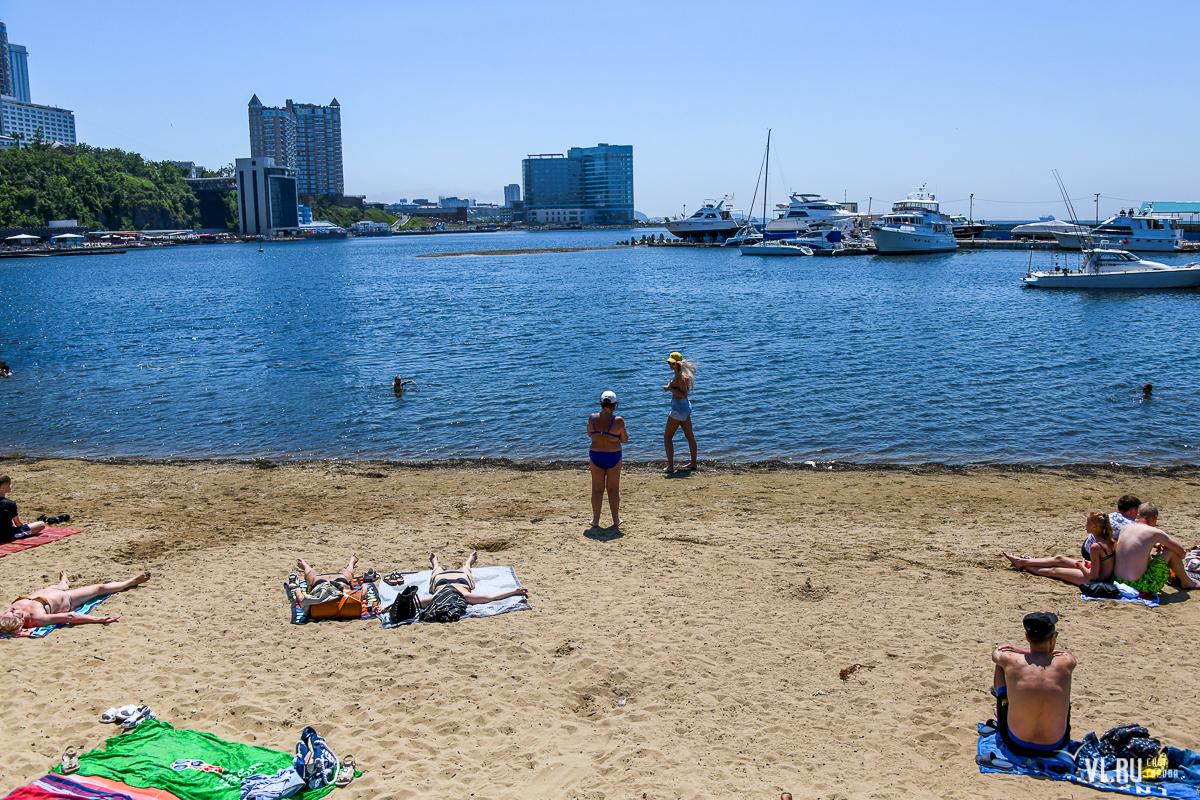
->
<box><xmin>2</xmin><ymin>458</ymin><xmax>1199</xmax><ymax>799</ymax></box>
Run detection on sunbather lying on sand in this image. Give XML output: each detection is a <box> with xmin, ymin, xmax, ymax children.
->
<box><xmin>0</xmin><ymin>570</ymin><xmax>150</xmax><ymax>633</ymax></box>
<box><xmin>1004</xmin><ymin>512</ymin><xmax>1116</xmax><ymax>586</ymax></box>
<box><xmin>424</xmin><ymin>550</ymin><xmax>529</xmax><ymax>606</ymax></box>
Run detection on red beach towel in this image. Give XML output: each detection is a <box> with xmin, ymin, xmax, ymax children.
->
<box><xmin>0</xmin><ymin>527</ymin><xmax>81</xmax><ymax>558</ymax></box>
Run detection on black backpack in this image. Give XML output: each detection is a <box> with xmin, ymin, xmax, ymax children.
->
<box><xmin>418</xmin><ymin>586</ymin><xmax>468</xmax><ymax>623</ymax></box>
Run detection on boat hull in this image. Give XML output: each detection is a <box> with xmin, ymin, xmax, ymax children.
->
<box><xmin>1053</xmin><ymin>232</ymin><xmax>1182</xmax><ymax>252</ymax></box>
<box><xmin>664</xmin><ymin>221</ymin><xmax>742</xmax><ymax>242</ymax></box>
<box><xmin>1023</xmin><ymin>267</ymin><xmax>1200</xmax><ymax>289</ymax></box>
<box><xmin>739</xmin><ymin>242</ymin><xmax>812</xmax><ymax>256</ymax></box>
<box><xmin>869</xmin><ymin>227</ymin><xmax>957</xmax><ymax>254</ymax></box>
<box><xmin>952</xmin><ymin>223</ymin><xmax>985</xmax><ymax>239</ymax></box>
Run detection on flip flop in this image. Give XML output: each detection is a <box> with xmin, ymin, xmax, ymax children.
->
<box><xmin>120</xmin><ymin>705</ymin><xmax>153</xmax><ymax>729</ymax></box>
<box><xmin>62</xmin><ymin>747</ymin><xmax>79</xmax><ymax>774</ymax></box>
<box><xmin>100</xmin><ymin>707</ymin><xmax>120</xmax><ymax>723</ymax></box>
<box><xmin>382</xmin><ymin>572</ymin><xmax>405</xmax><ymax>586</ymax></box>
<box><xmin>335</xmin><ymin>756</ymin><xmax>355</xmax><ymax>788</ymax></box>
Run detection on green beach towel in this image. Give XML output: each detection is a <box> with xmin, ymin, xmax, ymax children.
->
<box><xmin>53</xmin><ymin>719</ymin><xmax>338</xmax><ymax>800</ymax></box>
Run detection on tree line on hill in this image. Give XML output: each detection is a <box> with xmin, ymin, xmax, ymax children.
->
<box><xmin>0</xmin><ymin>142</ymin><xmax>239</xmax><ymax>230</ymax></box>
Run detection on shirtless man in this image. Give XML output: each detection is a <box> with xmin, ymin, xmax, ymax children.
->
<box><xmin>0</xmin><ymin>570</ymin><xmax>150</xmax><ymax>634</ymax></box>
<box><xmin>991</xmin><ymin>612</ymin><xmax>1075</xmax><ymax>756</ymax></box>
<box><xmin>1114</xmin><ymin>502</ymin><xmax>1200</xmax><ymax>594</ymax></box>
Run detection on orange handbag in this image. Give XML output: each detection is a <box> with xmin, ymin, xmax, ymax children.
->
<box><xmin>307</xmin><ymin>588</ymin><xmax>366</xmax><ymax>620</ymax></box>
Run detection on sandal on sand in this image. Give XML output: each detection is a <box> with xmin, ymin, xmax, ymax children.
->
<box><xmin>62</xmin><ymin>746</ymin><xmax>79</xmax><ymax>774</ymax></box>
<box><xmin>363</xmin><ymin>568</ymin><xmax>379</xmax><ymax>584</ymax></box>
<box><xmin>100</xmin><ymin>707</ymin><xmax>120</xmax><ymax>723</ymax></box>
<box><xmin>382</xmin><ymin>572</ymin><xmax>405</xmax><ymax>586</ymax></box>
<box><xmin>335</xmin><ymin>756</ymin><xmax>355</xmax><ymax>788</ymax></box>
<box><xmin>120</xmin><ymin>705</ymin><xmax>153</xmax><ymax>729</ymax></box>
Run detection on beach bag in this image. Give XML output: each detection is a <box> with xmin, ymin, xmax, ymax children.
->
<box><xmin>388</xmin><ymin>585</ymin><xmax>420</xmax><ymax>625</ymax></box>
<box><xmin>295</xmin><ymin>726</ymin><xmax>339</xmax><ymax>789</ymax></box>
<box><xmin>418</xmin><ymin>586</ymin><xmax>468</xmax><ymax>623</ymax></box>
<box><xmin>1081</xmin><ymin>581</ymin><xmax>1122</xmax><ymax>599</ymax></box>
<box><xmin>307</xmin><ymin>587</ymin><xmax>365</xmax><ymax>621</ymax></box>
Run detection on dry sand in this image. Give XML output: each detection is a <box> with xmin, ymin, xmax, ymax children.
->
<box><xmin>2</xmin><ymin>458</ymin><xmax>1200</xmax><ymax>799</ymax></box>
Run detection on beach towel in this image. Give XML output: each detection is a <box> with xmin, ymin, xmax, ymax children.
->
<box><xmin>0</xmin><ymin>527</ymin><xmax>81</xmax><ymax>558</ymax></box>
<box><xmin>284</xmin><ymin>577</ymin><xmax>379</xmax><ymax>625</ymax></box>
<box><xmin>977</xmin><ymin>722</ymin><xmax>1200</xmax><ymax>798</ymax></box>
<box><xmin>1081</xmin><ymin>581</ymin><xmax>1160</xmax><ymax>608</ymax></box>
<box><xmin>37</xmin><ymin>719</ymin><xmax>341</xmax><ymax>800</ymax></box>
<box><xmin>0</xmin><ymin>597</ymin><xmax>106</xmax><ymax>640</ymax></box>
<box><xmin>377</xmin><ymin>566</ymin><xmax>531</xmax><ymax>628</ymax></box>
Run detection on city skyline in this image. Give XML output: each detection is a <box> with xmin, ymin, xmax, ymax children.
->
<box><xmin>4</xmin><ymin>1</ymin><xmax>1200</xmax><ymax>219</ymax></box>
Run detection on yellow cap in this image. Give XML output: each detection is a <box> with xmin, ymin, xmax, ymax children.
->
<box><xmin>667</xmin><ymin>352</ymin><xmax>683</xmax><ymax>364</ymax></box>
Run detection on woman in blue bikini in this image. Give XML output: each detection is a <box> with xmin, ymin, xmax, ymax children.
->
<box><xmin>663</xmin><ymin>352</ymin><xmax>697</xmax><ymax>474</ymax></box>
<box><xmin>587</xmin><ymin>390</ymin><xmax>629</xmax><ymax>528</ymax></box>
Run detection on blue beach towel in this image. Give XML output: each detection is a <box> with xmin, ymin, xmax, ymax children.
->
<box><xmin>977</xmin><ymin>722</ymin><xmax>1200</xmax><ymax>798</ymax></box>
<box><xmin>0</xmin><ymin>596</ymin><xmax>107</xmax><ymax>639</ymax></box>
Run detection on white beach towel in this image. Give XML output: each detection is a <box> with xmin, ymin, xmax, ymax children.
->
<box><xmin>376</xmin><ymin>565</ymin><xmax>531</xmax><ymax>626</ymax></box>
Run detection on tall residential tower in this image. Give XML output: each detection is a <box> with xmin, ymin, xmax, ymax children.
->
<box><xmin>248</xmin><ymin>96</ymin><xmax>344</xmax><ymax>197</ymax></box>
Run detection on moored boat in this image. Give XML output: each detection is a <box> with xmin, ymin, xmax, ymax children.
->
<box><xmin>665</xmin><ymin>197</ymin><xmax>743</xmax><ymax>242</ymax></box>
<box><xmin>868</xmin><ymin>185</ymin><xmax>957</xmax><ymax>254</ymax></box>
<box><xmin>949</xmin><ymin>215</ymin><xmax>985</xmax><ymax>239</ymax></box>
<box><xmin>1052</xmin><ymin>209</ymin><xmax>1184</xmax><ymax>252</ymax></box>
<box><xmin>764</xmin><ymin>193</ymin><xmax>857</xmax><ymax>238</ymax></box>
<box><xmin>1022</xmin><ymin>247</ymin><xmax>1200</xmax><ymax>288</ymax></box>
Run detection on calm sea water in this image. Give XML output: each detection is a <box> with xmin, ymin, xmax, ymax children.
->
<box><xmin>2</xmin><ymin>230</ymin><xmax>1198</xmax><ymax>465</ymax></box>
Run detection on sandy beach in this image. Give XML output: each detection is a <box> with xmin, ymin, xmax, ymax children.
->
<box><xmin>2</xmin><ymin>458</ymin><xmax>1199</xmax><ymax>799</ymax></box>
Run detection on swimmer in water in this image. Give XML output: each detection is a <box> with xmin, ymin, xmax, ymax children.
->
<box><xmin>1142</xmin><ymin>383</ymin><xmax>1153</xmax><ymax>400</ymax></box>
<box><xmin>393</xmin><ymin>375</ymin><xmax>416</xmax><ymax>394</ymax></box>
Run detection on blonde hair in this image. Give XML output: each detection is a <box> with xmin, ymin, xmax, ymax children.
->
<box><xmin>676</xmin><ymin>358</ymin><xmax>697</xmax><ymax>391</ymax></box>
<box><xmin>0</xmin><ymin>615</ymin><xmax>22</xmax><ymax>635</ymax></box>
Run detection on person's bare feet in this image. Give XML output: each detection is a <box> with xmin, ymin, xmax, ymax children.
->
<box><xmin>467</xmin><ymin>551</ymin><xmax>478</xmax><ymax>568</ymax></box>
<box><xmin>349</xmin><ymin>553</ymin><xmax>359</xmax><ymax>571</ymax></box>
<box><xmin>429</xmin><ymin>552</ymin><xmax>439</xmax><ymax>569</ymax></box>
<box><xmin>782</xmin><ymin>794</ymin><xmax>792</xmax><ymax>800</ymax></box>
<box><xmin>662</xmin><ymin>465</ymin><xmax>675</xmax><ymax>474</ymax></box>
<box><xmin>1003</xmin><ymin>553</ymin><xmax>1028</xmax><ymax>570</ymax></box>
<box><xmin>130</xmin><ymin>571</ymin><xmax>151</xmax><ymax>586</ymax></box>
<box><xmin>57</xmin><ymin>571</ymin><xmax>69</xmax><ymax>589</ymax></box>
<box><xmin>296</xmin><ymin>558</ymin><xmax>311</xmax><ymax>574</ymax></box>
<box><xmin>681</xmin><ymin>462</ymin><xmax>697</xmax><ymax>471</ymax></box>
<box><xmin>613</xmin><ymin>518</ymin><xmax>623</xmax><ymax>527</ymax></box>
<box><xmin>589</xmin><ymin>518</ymin><xmax>600</xmax><ymax>528</ymax></box>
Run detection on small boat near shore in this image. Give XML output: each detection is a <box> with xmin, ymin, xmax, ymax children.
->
<box><xmin>739</xmin><ymin>239</ymin><xmax>813</xmax><ymax>256</ymax></box>
<box><xmin>764</xmin><ymin>193</ymin><xmax>857</xmax><ymax>238</ymax></box>
<box><xmin>949</xmin><ymin>215</ymin><xmax>985</xmax><ymax>239</ymax></box>
<box><xmin>1022</xmin><ymin>247</ymin><xmax>1200</xmax><ymax>288</ymax></box>
<box><xmin>1011</xmin><ymin>218</ymin><xmax>1089</xmax><ymax>240</ymax></box>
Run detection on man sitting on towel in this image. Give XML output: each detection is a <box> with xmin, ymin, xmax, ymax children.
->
<box><xmin>1114</xmin><ymin>503</ymin><xmax>1200</xmax><ymax>594</ymax></box>
<box><xmin>991</xmin><ymin>612</ymin><xmax>1075</xmax><ymax>757</ymax></box>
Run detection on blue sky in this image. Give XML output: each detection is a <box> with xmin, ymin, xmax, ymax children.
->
<box><xmin>5</xmin><ymin>1</ymin><xmax>1199</xmax><ymax>219</ymax></box>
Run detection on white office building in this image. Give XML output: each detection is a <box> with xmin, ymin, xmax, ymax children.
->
<box><xmin>235</xmin><ymin>157</ymin><xmax>300</xmax><ymax>235</ymax></box>
<box><xmin>0</xmin><ymin>96</ymin><xmax>75</xmax><ymax>145</ymax></box>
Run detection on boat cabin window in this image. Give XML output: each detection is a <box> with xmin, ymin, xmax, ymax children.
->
<box><xmin>787</xmin><ymin>211</ymin><xmax>809</xmax><ymax>218</ymax></box>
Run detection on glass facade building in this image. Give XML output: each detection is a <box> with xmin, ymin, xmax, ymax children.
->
<box><xmin>522</xmin><ymin>144</ymin><xmax>633</xmax><ymax>225</ymax></box>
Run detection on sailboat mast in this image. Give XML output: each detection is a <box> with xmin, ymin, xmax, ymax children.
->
<box><xmin>762</xmin><ymin>129</ymin><xmax>771</xmax><ymax>233</ymax></box>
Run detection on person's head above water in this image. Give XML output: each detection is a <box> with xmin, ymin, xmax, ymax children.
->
<box><xmin>600</xmin><ymin>390</ymin><xmax>617</xmax><ymax>409</ymax></box>
<box><xmin>1142</xmin><ymin>383</ymin><xmax>1153</xmax><ymax>396</ymax></box>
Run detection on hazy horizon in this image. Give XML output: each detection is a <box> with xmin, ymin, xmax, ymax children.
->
<box><xmin>4</xmin><ymin>0</ymin><xmax>1198</xmax><ymax>220</ymax></box>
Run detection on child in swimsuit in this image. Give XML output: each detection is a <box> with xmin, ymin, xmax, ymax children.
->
<box><xmin>1003</xmin><ymin>512</ymin><xmax>1117</xmax><ymax>586</ymax></box>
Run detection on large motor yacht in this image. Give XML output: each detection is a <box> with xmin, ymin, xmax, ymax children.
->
<box><xmin>868</xmin><ymin>186</ymin><xmax>957</xmax><ymax>254</ymax></box>
<box><xmin>763</xmin><ymin>193</ymin><xmax>857</xmax><ymax>238</ymax></box>
<box><xmin>664</xmin><ymin>197</ymin><xmax>743</xmax><ymax>242</ymax></box>
<box><xmin>1023</xmin><ymin>247</ymin><xmax>1200</xmax><ymax>288</ymax></box>
<box><xmin>1052</xmin><ymin>208</ymin><xmax>1184</xmax><ymax>252</ymax></box>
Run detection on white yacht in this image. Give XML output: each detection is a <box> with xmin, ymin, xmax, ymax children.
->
<box><xmin>1023</xmin><ymin>247</ymin><xmax>1200</xmax><ymax>288</ymax></box>
<box><xmin>868</xmin><ymin>186</ymin><xmax>957</xmax><ymax>254</ymax></box>
<box><xmin>1052</xmin><ymin>209</ymin><xmax>1184</xmax><ymax>252</ymax></box>
<box><xmin>1011</xmin><ymin>218</ymin><xmax>1089</xmax><ymax>239</ymax></box>
<box><xmin>763</xmin><ymin>193</ymin><xmax>857</xmax><ymax>237</ymax></box>
<box><xmin>739</xmin><ymin>239</ymin><xmax>813</xmax><ymax>256</ymax></box>
<box><xmin>664</xmin><ymin>197</ymin><xmax>743</xmax><ymax>242</ymax></box>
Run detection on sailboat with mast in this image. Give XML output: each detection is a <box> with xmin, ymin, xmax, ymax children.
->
<box><xmin>725</xmin><ymin>131</ymin><xmax>770</xmax><ymax>248</ymax></box>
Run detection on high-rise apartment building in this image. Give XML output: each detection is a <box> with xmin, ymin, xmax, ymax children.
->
<box><xmin>0</xmin><ymin>22</ymin><xmax>11</xmax><ymax>98</ymax></box>
<box><xmin>503</xmin><ymin>183</ymin><xmax>521</xmax><ymax>207</ymax></box>
<box><xmin>7</xmin><ymin>43</ymin><xmax>28</xmax><ymax>102</ymax></box>
<box><xmin>522</xmin><ymin>144</ymin><xmax>633</xmax><ymax>225</ymax></box>
<box><xmin>248</xmin><ymin>96</ymin><xmax>344</xmax><ymax>197</ymax></box>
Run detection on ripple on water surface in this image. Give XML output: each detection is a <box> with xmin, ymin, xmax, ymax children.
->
<box><xmin>1</xmin><ymin>232</ymin><xmax>1198</xmax><ymax>464</ymax></box>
